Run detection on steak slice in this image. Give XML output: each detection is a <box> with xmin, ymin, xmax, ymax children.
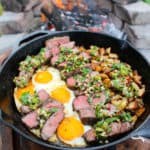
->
<box><xmin>79</xmin><ymin>108</ymin><xmax>96</xmax><ymax>124</ymax></box>
<box><xmin>41</xmin><ymin>110</ymin><xmax>64</xmax><ymax>140</ymax></box>
<box><xmin>108</xmin><ymin>122</ymin><xmax>121</xmax><ymax>136</ymax></box>
<box><xmin>60</xmin><ymin>41</ymin><xmax>75</xmax><ymax>49</ymax></box>
<box><xmin>73</xmin><ymin>95</ymin><xmax>90</xmax><ymax>111</ymax></box>
<box><xmin>109</xmin><ymin>122</ymin><xmax>132</xmax><ymax>136</ymax></box>
<box><xmin>50</xmin><ymin>55</ymin><xmax>58</xmax><ymax>65</ymax></box>
<box><xmin>92</xmin><ymin>93</ymin><xmax>106</xmax><ymax>107</ymax></box>
<box><xmin>66</xmin><ymin>76</ymin><xmax>76</xmax><ymax>88</ymax></box>
<box><xmin>51</xmin><ymin>47</ymin><xmax>60</xmax><ymax>56</ymax></box>
<box><xmin>20</xmin><ymin>105</ymin><xmax>32</xmax><ymax>114</ymax></box>
<box><xmin>83</xmin><ymin>128</ymin><xmax>96</xmax><ymax>142</ymax></box>
<box><xmin>38</xmin><ymin>89</ymin><xmax>49</xmax><ymax>102</ymax></box>
<box><xmin>46</xmin><ymin>36</ymin><xmax>70</xmax><ymax>49</ymax></box>
<box><xmin>43</xmin><ymin>100</ymin><xmax>64</xmax><ymax>110</ymax></box>
<box><xmin>22</xmin><ymin>111</ymin><xmax>38</xmax><ymax>128</ymax></box>
<box><xmin>120</xmin><ymin>122</ymin><xmax>133</xmax><ymax>134</ymax></box>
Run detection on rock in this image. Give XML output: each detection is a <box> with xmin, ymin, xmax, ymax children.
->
<box><xmin>129</xmin><ymin>38</ymin><xmax>150</xmax><ymax>49</ymax></box>
<box><xmin>24</xmin><ymin>0</ymin><xmax>41</xmax><ymax>11</ymax></box>
<box><xmin>109</xmin><ymin>13</ymin><xmax>124</xmax><ymax>29</ymax></box>
<box><xmin>0</xmin><ymin>11</ymin><xmax>41</xmax><ymax>34</ymax></box>
<box><xmin>0</xmin><ymin>11</ymin><xmax>25</xmax><ymax>34</ymax></box>
<box><xmin>125</xmin><ymin>24</ymin><xmax>150</xmax><ymax>39</ymax></box>
<box><xmin>96</xmin><ymin>0</ymin><xmax>113</xmax><ymax>11</ymax></box>
<box><xmin>114</xmin><ymin>1</ymin><xmax>150</xmax><ymax>25</ymax></box>
<box><xmin>1</xmin><ymin>0</ymin><xmax>22</xmax><ymax>12</ymax></box>
<box><xmin>125</xmin><ymin>23</ymin><xmax>150</xmax><ymax>49</ymax></box>
<box><xmin>0</xmin><ymin>33</ymin><xmax>26</xmax><ymax>53</ymax></box>
<box><xmin>33</xmin><ymin>4</ymin><xmax>42</xmax><ymax>17</ymax></box>
<box><xmin>20</xmin><ymin>11</ymin><xmax>41</xmax><ymax>32</ymax></box>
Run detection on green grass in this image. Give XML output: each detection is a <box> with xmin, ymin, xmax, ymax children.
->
<box><xmin>0</xmin><ymin>3</ymin><xmax>3</xmax><ymax>16</ymax></box>
<box><xmin>144</xmin><ymin>0</ymin><xmax>150</xmax><ymax>4</ymax></box>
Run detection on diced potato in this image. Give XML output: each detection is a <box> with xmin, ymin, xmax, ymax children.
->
<box><xmin>112</xmin><ymin>98</ymin><xmax>127</xmax><ymax>111</ymax></box>
<box><xmin>133</xmin><ymin>75</ymin><xmax>142</xmax><ymax>85</ymax></box>
<box><xmin>136</xmin><ymin>107</ymin><xmax>145</xmax><ymax>117</ymax></box>
<box><xmin>111</xmin><ymin>95</ymin><xmax>122</xmax><ymax>101</ymax></box>
<box><xmin>109</xmin><ymin>53</ymin><xmax>118</xmax><ymax>59</ymax></box>
<box><xmin>91</xmin><ymin>62</ymin><xmax>98</xmax><ymax>70</ymax></box>
<box><xmin>127</xmin><ymin>101</ymin><xmax>138</xmax><ymax>110</ymax></box>
<box><xmin>106</xmin><ymin>47</ymin><xmax>111</xmax><ymax>54</ymax></box>
<box><xmin>99</xmin><ymin>48</ymin><xmax>105</xmax><ymax>55</ymax></box>
<box><xmin>99</xmin><ymin>73</ymin><xmax>109</xmax><ymax>79</ymax></box>
<box><xmin>120</xmin><ymin>99</ymin><xmax>128</xmax><ymax>110</ymax></box>
<box><xmin>131</xmin><ymin>115</ymin><xmax>138</xmax><ymax>124</ymax></box>
<box><xmin>95</xmin><ymin>66</ymin><xmax>102</xmax><ymax>72</ymax></box>
<box><xmin>103</xmin><ymin>78</ymin><xmax>111</xmax><ymax>88</ymax></box>
<box><xmin>102</xmin><ymin>67</ymin><xmax>111</xmax><ymax>73</ymax></box>
<box><xmin>138</xmin><ymin>87</ymin><xmax>145</xmax><ymax>97</ymax></box>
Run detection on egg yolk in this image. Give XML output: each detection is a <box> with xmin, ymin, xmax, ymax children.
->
<box><xmin>50</xmin><ymin>86</ymin><xmax>70</xmax><ymax>103</ymax></box>
<box><xmin>57</xmin><ymin>117</ymin><xmax>84</xmax><ymax>141</ymax></box>
<box><xmin>35</xmin><ymin>71</ymin><xmax>53</xmax><ymax>84</ymax></box>
<box><xmin>15</xmin><ymin>81</ymin><xmax>34</xmax><ymax>100</ymax></box>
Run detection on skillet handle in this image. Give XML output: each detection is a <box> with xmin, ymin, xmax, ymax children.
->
<box><xmin>0</xmin><ymin>109</ymin><xmax>15</xmax><ymax>128</ymax></box>
<box><xmin>17</xmin><ymin>30</ymin><xmax>50</xmax><ymax>47</ymax></box>
<box><xmin>0</xmin><ymin>49</ymin><xmax>12</xmax><ymax>66</ymax></box>
<box><xmin>0</xmin><ymin>30</ymin><xmax>50</xmax><ymax>67</ymax></box>
<box><xmin>131</xmin><ymin>119</ymin><xmax>150</xmax><ymax>138</ymax></box>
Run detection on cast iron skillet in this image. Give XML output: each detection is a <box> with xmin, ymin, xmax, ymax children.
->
<box><xmin>0</xmin><ymin>31</ymin><xmax>150</xmax><ymax>150</ymax></box>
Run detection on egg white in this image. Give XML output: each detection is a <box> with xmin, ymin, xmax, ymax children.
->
<box><xmin>14</xmin><ymin>88</ymin><xmax>23</xmax><ymax>112</ymax></box>
<box><xmin>32</xmin><ymin>67</ymin><xmax>62</xmax><ymax>91</ymax></box>
<box><xmin>63</xmin><ymin>89</ymin><xmax>75</xmax><ymax>117</ymax></box>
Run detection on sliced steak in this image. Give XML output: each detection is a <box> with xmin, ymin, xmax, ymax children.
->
<box><xmin>66</xmin><ymin>76</ymin><xmax>76</xmax><ymax>88</ymax></box>
<box><xmin>84</xmin><ymin>128</ymin><xmax>96</xmax><ymax>142</ymax></box>
<box><xmin>57</xmin><ymin>36</ymin><xmax>70</xmax><ymax>45</ymax></box>
<box><xmin>44</xmin><ymin>50</ymin><xmax>51</xmax><ymax>59</ymax></box>
<box><xmin>46</xmin><ymin>36</ymin><xmax>70</xmax><ymax>49</ymax></box>
<box><xmin>58</xmin><ymin>61</ymin><xmax>67</xmax><ymax>68</ymax></box>
<box><xmin>109</xmin><ymin>122</ymin><xmax>132</xmax><ymax>136</ymax></box>
<box><xmin>108</xmin><ymin>122</ymin><xmax>122</xmax><ymax>136</ymax></box>
<box><xmin>120</xmin><ymin>122</ymin><xmax>133</xmax><ymax>134</ymax></box>
<box><xmin>73</xmin><ymin>95</ymin><xmax>90</xmax><ymax>111</ymax></box>
<box><xmin>92</xmin><ymin>93</ymin><xmax>106</xmax><ymax>107</ymax></box>
<box><xmin>43</xmin><ymin>100</ymin><xmax>64</xmax><ymax>110</ymax></box>
<box><xmin>79</xmin><ymin>108</ymin><xmax>96</xmax><ymax>124</ymax></box>
<box><xmin>51</xmin><ymin>55</ymin><xmax>58</xmax><ymax>65</ymax></box>
<box><xmin>46</xmin><ymin>39</ymin><xmax>59</xmax><ymax>49</ymax></box>
<box><xmin>99</xmin><ymin>92</ymin><xmax>106</xmax><ymax>103</ymax></box>
<box><xmin>51</xmin><ymin>47</ymin><xmax>60</xmax><ymax>56</ymax></box>
<box><xmin>92</xmin><ymin>98</ymin><xmax>102</xmax><ymax>107</ymax></box>
<box><xmin>38</xmin><ymin>89</ymin><xmax>49</xmax><ymax>102</ymax></box>
<box><xmin>22</xmin><ymin>111</ymin><xmax>38</xmax><ymax>128</ymax></box>
<box><xmin>20</xmin><ymin>105</ymin><xmax>31</xmax><ymax>114</ymax></box>
<box><xmin>41</xmin><ymin>110</ymin><xmax>64</xmax><ymax>140</ymax></box>
<box><xmin>60</xmin><ymin>41</ymin><xmax>75</xmax><ymax>49</ymax></box>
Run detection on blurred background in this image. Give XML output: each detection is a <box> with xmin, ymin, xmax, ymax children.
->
<box><xmin>0</xmin><ymin>0</ymin><xmax>150</xmax><ymax>54</ymax></box>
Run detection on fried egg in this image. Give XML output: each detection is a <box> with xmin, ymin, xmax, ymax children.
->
<box><xmin>32</xmin><ymin>67</ymin><xmax>62</xmax><ymax>91</ymax></box>
<box><xmin>49</xmin><ymin>85</ymin><xmax>75</xmax><ymax>116</ymax></box>
<box><xmin>14</xmin><ymin>81</ymin><xmax>35</xmax><ymax>111</ymax></box>
<box><xmin>57</xmin><ymin>116</ymin><xmax>92</xmax><ymax>147</ymax></box>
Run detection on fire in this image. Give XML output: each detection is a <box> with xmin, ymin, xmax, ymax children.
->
<box><xmin>53</xmin><ymin>0</ymin><xmax>66</xmax><ymax>10</ymax></box>
<box><xmin>52</xmin><ymin>0</ymin><xmax>82</xmax><ymax>11</ymax></box>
